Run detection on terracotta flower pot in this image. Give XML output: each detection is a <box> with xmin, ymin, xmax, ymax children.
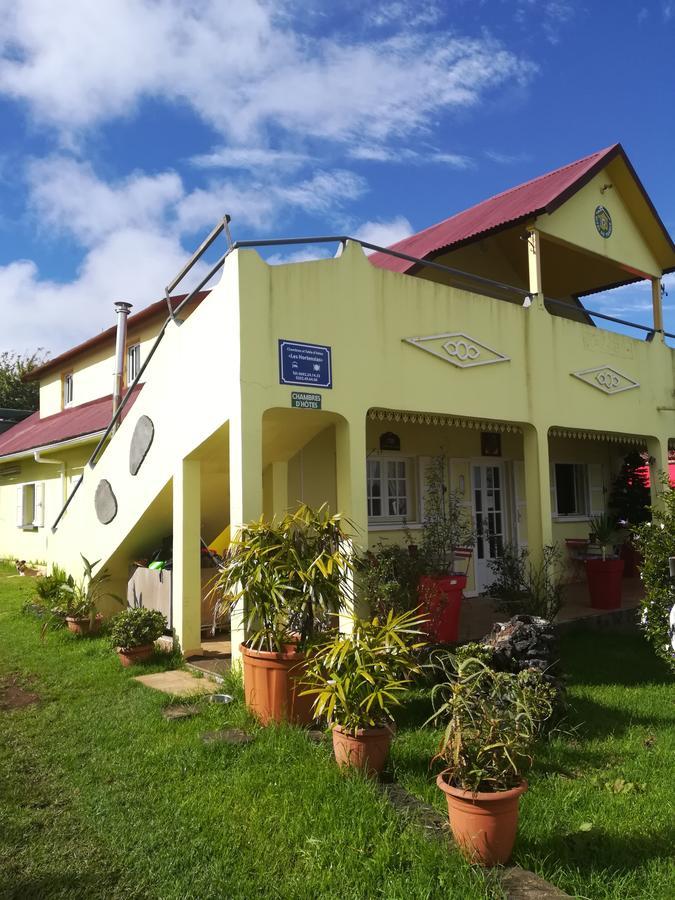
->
<box><xmin>585</xmin><ymin>558</ymin><xmax>625</xmax><ymax>609</ymax></box>
<box><xmin>66</xmin><ymin>614</ymin><xmax>103</xmax><ymax>636</ymax></box>
<box><xmin>240</xmin><ymin>643</ymin><xmax>314</xmax><ymax>726</ymax></box>
<box><xmin>116</xmin><ymin>644</ymin><xmax>155</xmax><ymax>667</ymax></box>
<box><xmin>331</xmin><ymin>724</ymin><xmax>393</xmax><ymax>775</ymax></box>
<box><xmin>418</xmin><ymin>575</ymin><xmax>466</xmax><ymax>643</ymax></box>
<box><xmin>437</xmin><ymin>772</ymin><xmax>528</xmax><ymax>866</ymax></box>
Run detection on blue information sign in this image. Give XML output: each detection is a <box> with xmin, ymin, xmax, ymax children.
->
<box><xmin>279</xmin><ymin>339</ymin><xmax>332</xmax><ymax>388</ymax></box>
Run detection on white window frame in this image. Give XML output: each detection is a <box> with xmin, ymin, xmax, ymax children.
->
<box><xmin>552</xmin><ymin>462</ymin><xmax>590</xmax><ymax>520</ymax></box>
<box><xmin>367</xmin><ymin>455</ymin><xmax>413</xmax><ymax>524</ymax></box>
<box><xmin>63</xmin><ymin>372</ymin><xmax>74</xmax><ymax>407</ymax></box>
<box><xmin>16</xmin><ymin>482</ymin><xmax>44</xmax><ymax>529</ymax></box>
<box><xmin>127</xmin><ymin>342</ymin><xmax>141</xmax><ymax>383</ymax></box>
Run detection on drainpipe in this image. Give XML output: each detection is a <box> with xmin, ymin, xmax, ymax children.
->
<box><xmin>112</xmin><ymin>301</ymin><xmax>133</xmax><ymax>431</ymax></box>
<box><xmin>33</xmin><ymin>451</ymin><xmax>67</xmax><ymax>505</ymax></box>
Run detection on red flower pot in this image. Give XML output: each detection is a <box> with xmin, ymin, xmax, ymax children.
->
<box><xmin>418</xmin><ymin>575</ymin><xmax>466</xmax><ymax>642</ymax></box>
<box><xmin>437</xmin><ymin>772</ymin><xmax>528</xmax><ymax>866</ymax></box>
<box><xmin>65</xmin><ymin>615</ymin><xmax>103</xmax><ymax>636</ymax></box>
<box><xmin>332</xmin><ymin>724</ymin><xmax>393</xmax><ymax>775</ymax></box>
<box><xmin>240</xmin><ymin>643</ymin><xmax>314</xmax><ymax>726</ymax></box>
<box><xmin>585</xmin><ymin>558</ymin><xmax>625</xmax><ymax>609</ymax></box>
<box><xmin>116</xmin><ymin>644</ymin><xmax>154</xmax><ymax>667</ymax></box>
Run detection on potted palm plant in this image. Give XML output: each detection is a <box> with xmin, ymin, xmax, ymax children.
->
<box><xmin>213</xmin><ymin>504</ymin><xmax>355</xmax><ymax>725</ymax></box>
<box><xmin>585</xmin><ymin>514</ymin><xmax>624</xmax><ymax>609</ymax></box>
<box><xmin>301</xmin><ymin>608</ymin><xmax>426</xmax><ymax>774</ymax></box>
<box><xmin>110</xmin><ymin>607</ymin><xmax>167</xmax><ymax>666</ymax></box>
<box><xmin>430</xmin><ymin>655</ymin><xmax>556</xmax><ymax>866</ymax></box>
<box><xmin>56</xmin><ymin>555</ymin><xmax>120</xmax><ymax>635</ymax></box>
<box><xmin>419</xmin><ymin>455</ymin><xmax>475</xmax><ymax>642</ymax></box>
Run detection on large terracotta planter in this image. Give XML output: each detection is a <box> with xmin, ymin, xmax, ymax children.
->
<box><xmin>332</xmin><ymin>724</ymin><xmax>393</xmax><ymax>775</ymax></box>
<box><xmin>66</xmin><ymin>614</ymin><xmax>102</xmax><ymax>636</ymax></box>
<box><xmin>240</xmin><ymin>643</ymin><xmax>314</xmax><ymax>726</ymax></box>
<box><xmin>437</xmin><ymin>773</ymin><xmax>528</xmax><ymax>866</ymax></box>
<box><xmin>116</xmin><ymin>644</ymin><xmax>154</xmax><ymax>667</ymax></box>
<box><xmin>585</xmin><ymin>558</ymin><xmax>625</xmax><ymax>609</ymax></box>
<box><xmin>418</xmin><ymin>575</ymin><xmax>466</xmax><ymax>643</ymax></box>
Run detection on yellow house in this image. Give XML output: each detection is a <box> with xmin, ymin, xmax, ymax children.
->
<box><xmin>1</xmin><ymin>142</ymin><xmax>673</xmax><ymax>660</ymax></box>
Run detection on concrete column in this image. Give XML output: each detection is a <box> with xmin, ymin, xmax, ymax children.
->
<box><xmin>271</xmin><ymin>460</ymin><xmax>289</xmax><ymax>517</ymax></box>
<box><xmin>522</xmin><ymin>424</ymin><xmax>553</xmax><ymax>565</ymax></box>
<box><xmin>646</xmin><ymin>434</ymin><xmax>670</xmax><ymax>506</ymax></box>
<box><xmin>527</xmin><ymin>228</ymin><xmax>544</xmax><ymax>308</ymax></box>
<box><xmin>172</xmin><ymin>457</ymin><xmax>202</xmax><ymax>657</ymax></box>
<box><xmin>229</xmin><ymin>410</ymin><xmax>263</xmax><ymax>663</ymax></box>
<box><xmin>651</xmin><ymin>278</ymin><xmax>664</xmax><ymax>337</ymax></box>
<box><xmin>335</xmin><ymin>417</ymin><xmax>369</xmax><ymax>625</ymax></box>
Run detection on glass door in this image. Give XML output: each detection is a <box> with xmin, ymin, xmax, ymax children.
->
<box><xmin>472</xmin><ymin>462</ymin><xmax>507</xmax><ymax>592</ymax></box>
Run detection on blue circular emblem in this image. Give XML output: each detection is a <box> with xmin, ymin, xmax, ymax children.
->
<box><xmin>594</xmin><ymin>205</ymin><xmax>612</xmax><ymax>238</ymax></box>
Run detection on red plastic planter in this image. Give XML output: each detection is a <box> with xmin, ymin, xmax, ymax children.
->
<box><xmin>585</xmin><ymin>558</ymin><xmax>625</xmax><ymax>609</ymax></box>
<box><xmin>418</xmin><ymin>575</ymin><xmax>466</xmax><ymax>642</ymax></box>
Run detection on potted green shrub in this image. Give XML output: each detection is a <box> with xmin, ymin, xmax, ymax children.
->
<box><xmin>430</xmin><ymin>655</ymin><xmax>556</xmax><ymax>866</ymax></box>
<box><xmin>54</xmin><ymin>556</ymin><xmax>119</xmax><ymax>635</ymax></box>
<box><xmin>110</xmin><ymin>607</ymin><xmax>167</xmax><ymax>666</ymax></box>
<box><xmin>585</xmin><ymin>514</ymin><xmax>624</xmax><ymax>609</ymax></box>
<box><xmin>359</xmin><ymin>542</ymin><xmax>426</xmax><ymax>618</ymax></box>
<box><xmin>419</xmin><ymin>455</ymin><xmax>475</xmax><ymax>642</ymax></box>
<box><xmin>301</xmin><ymin>609</ymin><xmax>426</xmax><ymax>774</ymax></box>
<box><xmin>213</xmin><ymin>504</ymin><xmax>356</xmax><ymax>725</ymax></box>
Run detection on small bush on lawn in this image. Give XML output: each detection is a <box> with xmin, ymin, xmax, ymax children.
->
<box><xmin>633</xmin><ymin>478</ymin><xmax>675</xmax><ymax>672</ymax></box>
<box><xmin>110</xmin><ymin>607</ymin><xmax>167</xmax><ymax>650</ymax></box>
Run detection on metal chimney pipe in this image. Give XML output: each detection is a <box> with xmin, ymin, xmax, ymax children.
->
<box><xmin>112</xmin><ymin>302</ymin><xmax>133</xmax><ymax>427</ymax></box>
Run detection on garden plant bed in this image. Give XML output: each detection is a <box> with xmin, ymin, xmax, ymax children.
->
<box><xmin>0</xmin><ymin>563</ymin><xmax>672</xmax><ymax>899</ymax></box>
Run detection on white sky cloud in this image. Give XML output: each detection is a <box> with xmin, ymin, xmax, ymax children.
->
<box><xmin>354</xmin><ymin>216</ymin><xmax>413</xmax><ymax>251</ymax></box>
<box><xmin>0</xmin><ymin>1</ymin><xmax>534</xmax><ymax>148</ymax></box>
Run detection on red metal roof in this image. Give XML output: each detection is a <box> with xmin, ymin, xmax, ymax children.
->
<box><xmin>369</xmin><ymin>144</ymin><xmax>622</xmax><ymax>273</ymax></box>
<box><xmin>0</xmin><ymin>387</ymin><xmax>142</xmax><ymax>459</ymax></box>
<box><xmin>25</xmin><ymin>291</ymin><xmax>210</xmax><ymax>382</ymax></box>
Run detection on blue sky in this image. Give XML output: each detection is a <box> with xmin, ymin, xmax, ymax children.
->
<box><xmin>1</xmin><ymin>0</ymin><xmax>674</xmax><ymax>354</ymax></box>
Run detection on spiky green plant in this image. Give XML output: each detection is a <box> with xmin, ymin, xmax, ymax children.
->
<box><xmin>213</xmin><ymin>504</ymin><xmax>356</xmax><ymax>652</ymax></box>
<box><xmin>300</xmin><ymin>608</ymin><xmax>427</xmax><ymax>734</ymax></box>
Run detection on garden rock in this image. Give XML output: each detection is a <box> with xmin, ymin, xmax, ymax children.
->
<box><xmin>481</xmin><ymin>615</ymin><xmax>563</xmax><ymax>691</ymax></box>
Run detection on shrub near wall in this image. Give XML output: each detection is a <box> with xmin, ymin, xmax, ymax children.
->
<box><xmin>633</xmin><ymin>479</ymin><xmax>675</xmax><ymax>672</ymax></box>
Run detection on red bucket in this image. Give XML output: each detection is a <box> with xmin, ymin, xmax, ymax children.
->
<box><xmin>419</xmin><ymin>575</ymin><xmax>466</xmax><ymax>642</ymax></box>
<box><xmin>585</xmin><ymin>558</ymin><xmax>624</xmax><ymax>610</ymax></box>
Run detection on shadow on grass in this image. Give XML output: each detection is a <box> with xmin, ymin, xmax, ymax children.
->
<box><xmin>560</xmin><ymin>630</ymin><xmax>672</xmax><ymax>687</ymax></box>
<box><xmin>0</xmin><ymin>873</ymin><xmax>116</xmax><ymax>899</ymax></box>
<box><xmin>515</xmin><ymin>821</ymin><xmax>675</xmax><ymax>880</ymax></box>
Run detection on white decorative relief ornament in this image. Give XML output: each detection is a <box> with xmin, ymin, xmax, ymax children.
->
<box><xmin>571</xmin><ymin>366</ymin><xmax>639</xmax><ymax>395</ymax></box>
<box><xmin>403</xmin><ymin>333</ymin><xmax>509</xmax><ymax>369</ymax></box>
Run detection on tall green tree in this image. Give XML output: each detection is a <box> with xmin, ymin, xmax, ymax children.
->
<box><xmin>0</xmin><ymin>350</ymin><xmax>49</xmax><ymax>411</ymax></box>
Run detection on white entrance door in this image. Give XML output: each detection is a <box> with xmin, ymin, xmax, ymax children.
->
<box><xmin>472</xmin><ymin>462</ymin><xmax>508</xmax><ymax>592</ymax></box>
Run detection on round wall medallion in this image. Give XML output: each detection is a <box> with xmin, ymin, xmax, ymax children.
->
<box><xmin>594</xmin><ymin>205</ymin><xmax>612</xmax><ymax>238</ymax></box>
<box><xmin>95</xmin><ymin>479</ymin><xmax>118</xmax><ymax>525</ymax></box>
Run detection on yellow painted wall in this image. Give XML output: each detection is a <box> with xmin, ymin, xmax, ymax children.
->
<box><xmin>0</xmin><ymin>443</ymin><xmax>94</xmax><ymax>562</ymax></box>
<box><xmin>287</xmin><ymin>426</ymin><xmax>337</xmax><ymax>511</ymax></box>
<box><xmin>537</xmin><ymin>167</ymin><xmax>661</xmax><ymax>278</ymax></box>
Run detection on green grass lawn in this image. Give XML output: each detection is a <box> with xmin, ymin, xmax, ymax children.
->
<box><xmin>1</xmin><ymin>563</ymin><xmax>673</xmax><ymax>900</ymax></box>
<box><xmin>0</xmin><ymin>565</ymin><xmax>493</xmax><ymax>900</ymax></box>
